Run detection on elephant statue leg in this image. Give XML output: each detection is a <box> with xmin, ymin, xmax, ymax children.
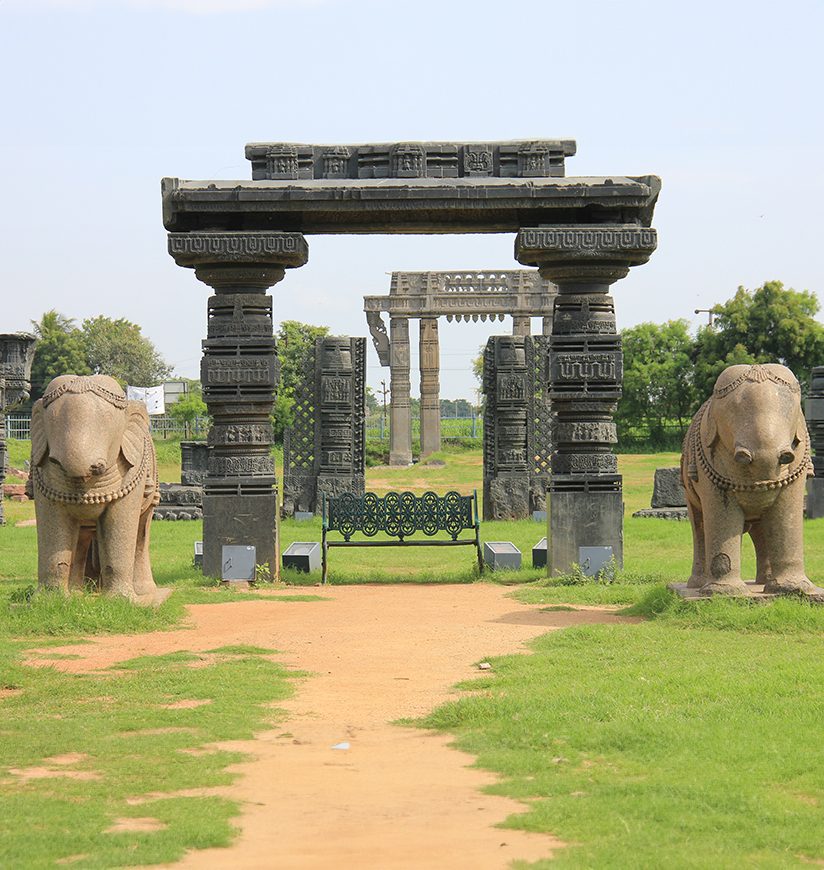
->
<box><xmin>96</xmin><ymin>493</ymin><xmax>143</xmax><ymax>601</ymax></box>
<box><xmin>698</xmin><ymin>489</ymin><xmax>749</xmax><ymax>596</ymax></box>
<box><xmin>747</xmin><ymin>520</ymin><xmax>773</xmax><ymax>586</ymax></box>
<box><xmin>758</xmin><ymin>486</ymin><xmax>823</xmax><ymax>596</ymax></box>
<box><xmin>131</xmin><ymin>504</ymin><xmax>160</xmax><ymax>602</ymax></box>
<box><xmin>686</xmin><ymin>497</ymin><xmax>707</xmax><ymax>589</ymax></box>
<box><xmin>37</xmin><ymin>512</ymin><xmax>80</xmax><ymax>594</ymax></box>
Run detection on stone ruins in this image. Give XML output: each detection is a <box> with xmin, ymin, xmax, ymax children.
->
<box><xmin>805</xmin><ymin>366</ymin><xmax>824</xmax><ymax>519</ymax></box>
<box><xmin>154</xmin><ymin>441</ymin><xmax>208</xmax><ymax>521</ymax></box>
<box><xmin>0</xmin><ymin>333</ymin><xmax>37</xmax><ymax>526</ymax></box>
<box><xmin>163</xmin><ymin>138</ymin><xmax>659</xmax><ymax>575</ymax></box>
<box><xmin>364</xmin><ymin>270</ymin><xmax>556</xmax><ymax>464</ymax></box>
<box><xmin>632</xmin><ymin>467</ymin><xmax>688</xmax><ymax>520</ymax></box>
<box><xmin>283</xmin><ymin>337</ymin><xmax>366</xmax><ymax>516</ymax></box>
<box><xmin>482</xmin><ymin>335</ymin><xmax>551</xmax><ymax>520</ymax></box>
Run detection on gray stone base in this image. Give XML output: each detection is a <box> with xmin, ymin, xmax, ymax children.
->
<box><xmin>154</xmin><ymin>483</ymin><xmax>203</xmax><ymax>521</ymax></box>
<box><xmin>483</xmin><ymin>474</ymin><xmax>531</xmax><ymax>521</ymax></box>
<box><xmin>632</xmin><ymin>507</ymin><xmax>688</xmax><ymax>521</ymax></box>
<box><xmin>202</xmin><ymin>491</ymin><xmax>277</xmax><ymax>579</ymax></box>
<box><xmin>806</xmin><ymin>478</ymin><xmax>824</xmax><ymax>519</ymax></box>
<box><xmin>547</xmin><ymin>487</ymin><xmax>623</xmax><ymax>574</ymax></box>
<box><xmin>669</xmin><ymin>581</ymin><xmax>824</xmax><ymax>604</ymax></box>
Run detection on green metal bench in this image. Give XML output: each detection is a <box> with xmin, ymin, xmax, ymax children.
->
<box><xmin>321</xmin><ymin>490</ymin><xmax>483</xmax><ymax>584</ymax></box>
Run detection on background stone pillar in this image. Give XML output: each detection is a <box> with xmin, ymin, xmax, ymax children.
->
<box><xmin>0</xmin><ymin>333</ymin><xmax>37</xmax><ymax>526</ymax></box>
<box><xmin>315</xmin><ymin>337</ymin><xmax>366</xmax><ymax>504</ymax></box>
<box><xmin>419</xmin><ymin>317</ymin><xmax>441</xmax><ymax>458</ymax></box>
<box><xmin>168</xmin><ymin>231</ymin><xmax>308</xmax><ymax>578</ymax></box>
<box><xmin>482</xmin><ymin>336</ymin><xmax>531</xmax><ymax>520</ymax></box>
<box><xmin>389</xmin><ymin>316</ymin><xmax>412</xmax><ymax>465</ymax></box>
<box><xmin>512</xmin><ymin>316</ymin><xmax>531</xmax><ymax>336</ymax></box>
<box><xmin>517</xmin><ymin>226</ymin><xmax>657</xmax><ymax>574</ymax></box>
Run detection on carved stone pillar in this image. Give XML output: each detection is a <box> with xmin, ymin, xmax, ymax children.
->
<box><xmin>517</xmin><ymin>226</ymin><xmax>657</xmax><ymax>574</ymax></box>
<box><xmin>389</xmin><ymin>316</ymin><xmax>412</xmax><ymax>465</ymax></box>
<box><xmin>0</xmin><ymin>333</ymin><xmax>37</xmax><ymax>526</ymax></box>
<box><xmin>419</xmin><ymin>317</ymin><xmax>441</xmax><ymax>458</ymax></box>
<box><xmin>482</xmin><ymin>336</ymin><xmax>531</xmax><ymax>520</ymax></box>
<box><xmin>315</xmin><ymin>337</ymin><xmax>366</xmax><ymax>503</ymax></box>
<box><xmin>542</xmin><ymin>315</ymin><xmax>553</xmax><ymax>336</ymax></box>
<box><xmin>168</xmin><ymin>231</ymin><xmax>308</xmax><ymax>577</ymax></box>
<box><xmin>512</xmin><ymin>316</ymin><xmax>531</xmax><ymax>337</ymax></box>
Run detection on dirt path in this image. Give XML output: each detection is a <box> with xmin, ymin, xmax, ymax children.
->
<box><xmin>33</xmin><ymin>585</ymin><xmax>640</xmax><ymax>869</ymax></box>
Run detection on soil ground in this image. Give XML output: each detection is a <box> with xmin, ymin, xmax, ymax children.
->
<box><xmin>31</xmin><ymin>584</ymin><xmax>640</xmax><ymax>869</ymax></box>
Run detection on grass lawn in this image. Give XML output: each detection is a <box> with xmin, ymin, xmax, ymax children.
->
<box><xmin>3</xmin><ymin>439</ymin><xmax>824</xmax><ymax>866</ymax></box>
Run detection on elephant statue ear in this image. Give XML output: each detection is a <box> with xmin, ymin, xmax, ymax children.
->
<box><xmin>703</xmin><ymin>403</ymin><xmax>719</xmax><ymax>452</ymax></box>
<box><xmin>121</xmin><ymin>400</ymin><xmax>150</xmax><ymax>467</ymax></box>
<box><xmin>30</xmin><ymin>400</ymin><xmax>48</xmax><ymax>467</ymax></box>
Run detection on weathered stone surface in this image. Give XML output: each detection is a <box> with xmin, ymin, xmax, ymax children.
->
<box><xmin>283</xmin><ymin>337</ymin><xmax>366</xmax><ymax>516</ymax></box>
<box><xmin>180</xmin><ymin>441</ymin><xmax>209</xmax><ymax>486</ymax></box>
<box><xmin>0</xmin><ymin>333</ymin><xmax>36</xmax><ymax>526</ymax></box>
<box><xmin>682</xmin><ymin>364</ymin><xmax>822</xmax><ymax>599</ymax></box>
<box><xmin>650</xmin><ymin>467</ymin><xmax>687</xmax><ymax>509</ymax></box>
<box><xmin>805</xmin><ymin>366</ymin><xmax>824</xmax><ymax>517</ymax></box>
<box><xmin>31</xmin><ymin>375</ymin><xmax>163</xmax><ymax>605</ymax></box>
<box><xmin>482</xmin><ymin>336</ymin><xmax>551</xmax><ymax>520</ymax></box>
<box><xmin>162</xmin><ymin>171</ymin><xmax>661</xmax><ymax>235</ymax></box>
<box><xmin>153</xmin><ymin>482</ymin><xmax>203</xmax><ymax>521</ymax></box>
<box><xmin>632</xmin><ymin>507</ymin><xmax>688</xmax><ymax>521</ymax></box>
<box><xmin>245</xmin><ymin>140</ymin><xmax>577</xmax><ymax>181</ymax></box>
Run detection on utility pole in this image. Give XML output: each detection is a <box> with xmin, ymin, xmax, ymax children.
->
<box><xmin>694</xmin><ymin>307</ymin><xmax>716</xmax><ymax>327</ymax></box>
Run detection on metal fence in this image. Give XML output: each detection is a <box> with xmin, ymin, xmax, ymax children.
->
<box><xmin>4</xmin><ymin>414</ymin><xmax>211</xmax><ymax>441</ymax></box>
<box><xmin>5</xmin><ymin>414</ymin><xmax>31</xmax><ymax>440</ymax></box>
<box><xmin>365</xmin><ymin>414</ymin><xmax>482</xmax><ymax>443</ymax></box>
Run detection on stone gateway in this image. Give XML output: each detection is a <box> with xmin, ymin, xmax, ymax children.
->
<box><xmin>163</xmin><ymin>138</ymin><xmax>660</xmax><ymax>575</ymax></box>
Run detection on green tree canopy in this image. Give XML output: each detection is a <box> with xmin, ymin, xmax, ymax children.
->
<box><xmin>617</xmin><ymin>319</ymin><xmax>697</xmax><ymax>443</ymax></box>
<box><xmin>693</xmin><ymin>281</ymin><xmax>824</xmax><ymax>398</ymax></box>
<box><xmin>29</xmin><ymin>310</ymin><xmax>91</xmax><ymax>401</ymax></box>
<box><xmin>272</xmin><ymin>320</ymin><xmax>331</xmax><ymax>443</ymax></box>
<box><xmin>82</xmin><ymin>316</ymin><xmax>171</xmax><ymax>386</ymax></box>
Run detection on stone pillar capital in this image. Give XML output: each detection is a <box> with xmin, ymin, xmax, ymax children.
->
<box><xmin>515</xmin><ymin>226</ymin><xmax>657</xmax><ymax>288</ymax></box>
<box><xmin>167</xmin><ymin>231</ymin><xmax>308</xmax><ymax>292</ymax></box>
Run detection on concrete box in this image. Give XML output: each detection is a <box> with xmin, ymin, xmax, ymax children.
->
<box><xmin>221</xmin><ymin>545</ymin><xmax>256</xmax><ymax>582</ymax></box>
<box><xmin>283</xmin><ymin>541</ymin><xmax>321</xmax><ymax>573</ymax></box>
<box><xmin>532</xmin><ymin>537</ymin><xmax>547</xmax><ymax>569</ymax></box>
<box><xmin>193</xmin><ymin>540</ymin><xmax>203</xmax><ymax>569</ymax></box>
<box><xmin>532</xmin><ymin>510</ymin><xmax>547</xmax><ymax>523</ymax></box>
<box><xmin>294</xmin><ymin>511</ymin><xmax>314</xmax><ymax>522</ymax></box>
<box><xmin>483</xmin><ymin>541</ymin><xmax>522</xmax><ymax>570</ymax></box>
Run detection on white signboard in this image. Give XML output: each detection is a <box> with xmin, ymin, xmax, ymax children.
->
<box><xmin>126</xmin><ymin>385</ymin><xmax>166</xmax><ymax>416</ymax></box>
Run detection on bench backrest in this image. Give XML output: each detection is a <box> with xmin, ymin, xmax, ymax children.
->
<box><xmin>323</xmin><ymin>490</ymin><xmax>478</xmax><ymax>542</ymax></box>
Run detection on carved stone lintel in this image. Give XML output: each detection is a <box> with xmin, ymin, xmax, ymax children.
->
<box><xmin>168</xmin><ymin>231</ymin><xmax>308</xmax><ymax>268</ymax></box>
<box><xmin>366</xmin><ymin>311</ymin><xmax>390</xmax><ymax>366</ymax></box>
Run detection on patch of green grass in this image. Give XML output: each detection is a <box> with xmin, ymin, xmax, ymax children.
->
<box><xmin>418</xmin><ymin>618</ymin><xmax>824</xmax><ymax>867</ymax></box>
<box><xmin>0</xmin><ymin>640</ymin><xmax>297</xmax><ymax>868</ymax></box>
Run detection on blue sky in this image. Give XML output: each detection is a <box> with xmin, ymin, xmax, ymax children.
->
<box><xmin>1</xmin><ymin>0</ymin><xmax>821</xmax><ymax>400</ymax></box>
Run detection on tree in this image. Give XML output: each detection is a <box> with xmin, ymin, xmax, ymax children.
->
<box><xmin>617</xmin><ymin>320</ymin><xmax>697</xmax><ymax>442</ymax></box>
<box><xmin>167</xmin><ymin>384</ymin><xmax>208</xmax><ymax>439</ymax></box>
<box><xmin>272</xmin><ymin>320</ymin><xmax>331</xmax><ymax>443</ymax></box>
<box><xmin>29</xmin><ymin>310</ymin><xmax>91</xmax><ymax>401</ymax></box>
<box><xmin>82</xmin><ymin>316</ymin><xmax>171</xmax><ymax>386</ymax></box>
<box><xmin>693</xmin><ymin>281</ymin><xmax>824</xmax><ymax>399</ymax></box>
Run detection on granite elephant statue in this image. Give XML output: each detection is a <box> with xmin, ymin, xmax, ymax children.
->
<box><xmin>30</xmin><ymin>375</ymin><xmax>165</xmax><ymax>605</ymax></box>
<box><xmin>681</xmin><ymin>363</ymin><xmax>822</xmax><ymax>598</ymax></box>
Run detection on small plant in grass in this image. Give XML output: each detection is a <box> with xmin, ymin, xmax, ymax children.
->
<box><xmin>552</xmin><ymin>556</ymin><xmax>618</xmax><ymax>586</ymax></box>
<box><xmin>254</xmin><ymin>563</ymin><xmax>273</xmax><ymax>584</ymax></box>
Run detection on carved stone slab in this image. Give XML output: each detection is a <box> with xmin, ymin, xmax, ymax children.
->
<box><xmin>245</xmin><ymin>140</ymin><xmax>577</xmax><ymax>180</ymax></box>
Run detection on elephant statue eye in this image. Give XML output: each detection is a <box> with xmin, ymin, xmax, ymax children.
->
<box><xmin>779</xmin><ymin>449</ymin><xmax>795</xmax><ymax>465</ymax></box>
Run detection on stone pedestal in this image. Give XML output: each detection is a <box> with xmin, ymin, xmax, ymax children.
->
<box><xmin>168</xmin><ymin>231</ymin><xmax>308</xmax><ymax>577</ymax></box>
<box><xmin>419</xmin><ymin>317</ymin><xmax>441</xmax><ymax>458</ymax></box>
<box><xmin>517</xmin><ymin>226</ymin><xmax>657</xmax><ymax>574</ymax></box>
<box><xmin>389</xmin><ymin>316</ymin><xmax>412</xmax><ymax>465</ymax></box>
<box><xmin>805</xmin><ymin>367</ymin><xmax>824</xmax><ymax>518</ymax></box>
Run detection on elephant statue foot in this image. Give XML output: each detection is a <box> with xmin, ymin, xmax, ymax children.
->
<box><xmin>763</xmin><ymin>576</ymin><xmax>824</xmax><ymax>601</ymax></box>
<box><xmin>697</xmin><ymin>579</ymin><xmax>750</xmax><ymax>597</ymax></box>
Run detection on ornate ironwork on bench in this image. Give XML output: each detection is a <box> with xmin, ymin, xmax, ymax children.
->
<box><xmin>321</xmin><ymin>490</ymin><xmax>483</xmax><ymax>583</ymax></box>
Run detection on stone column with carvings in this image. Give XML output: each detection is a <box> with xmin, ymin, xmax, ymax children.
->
<box><xmin>517</xmin><ymin>226</ymin><xmax>657</xmax><ymax>574</ymax></box>
<box><xmin>482</xmin><ymin>336</ymin><xmax>532</xmax><ymax>520</ymax></box>
<box><xmin>512</xmin><ymin>316</ymin><xmax>532</xmax><ymax>337</ymax></box>
<box><xmin>0</xmin><ymin>333</ymin><xmax>37</xmax><ymax>526</ymax></box>
<box><xmin>315</xmin><ymin>336</ymin><xmax>366</xmax><ymax>504</ymax></box>
<box><xmin>168</xmin><ymin>231</ymin><xmax>308</xmax><ymax>577</ymax></box>
<box><xmin>419</xmin><ymin>317</ymin><xmax>441</xmax><ymax>458</ymax></box>
<box><xmin>389</xmin><ymin>316</ymin><xmax>412</xmax><ymax>465</ymax></box>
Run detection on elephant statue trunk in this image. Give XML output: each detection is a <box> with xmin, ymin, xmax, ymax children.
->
<box><xmin>681</xmin><ymin>363</ymin><xmax>823</xmax><ymax>600</ymax></box>
<box><xmin>30</xmin><ymin>374</ymin><xmax>167</xmax><ymax>606</ymax></box>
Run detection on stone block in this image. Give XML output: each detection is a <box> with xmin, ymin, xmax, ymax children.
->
<box><xmin>294</xmin><ymin>511</ymin><xmax>314</xmax><ymax>522</ymax></box>
<box><xmin>578</xmin><ymin>546</ymin><xmax>614</xmax><ymax>577</ymax></box>
<box><xmin>548</xmin><ymin>488</ymin><xmax>623</xmax><ymax>574</ymax></box>
<box><xmin>203</xmin><ymin>491</ymin><xmax>276</xmax><ymax>579</ymax></box>
<box><xmin>532</xmin><ymin>537</ymin><xmax>547</xmax><ymax>569</ymax></box>
<box><xmin>282</xmin><ymin>542</ymin><xmax>321</xmax><ymax>573</ymax></box>
<box><xmin>483</xmin><ymin>541</ymin><xmax>522</xmax><ymax>570</ymax></box>
<box><xmin>806</xmin><ymin>478</ymin><xmax>824</xmax><ymax>519</ymax></box>
<box><xmin>650</xmin><ymin>467</ymin><xmax>687</xmax><ymax>508</ymax></box>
